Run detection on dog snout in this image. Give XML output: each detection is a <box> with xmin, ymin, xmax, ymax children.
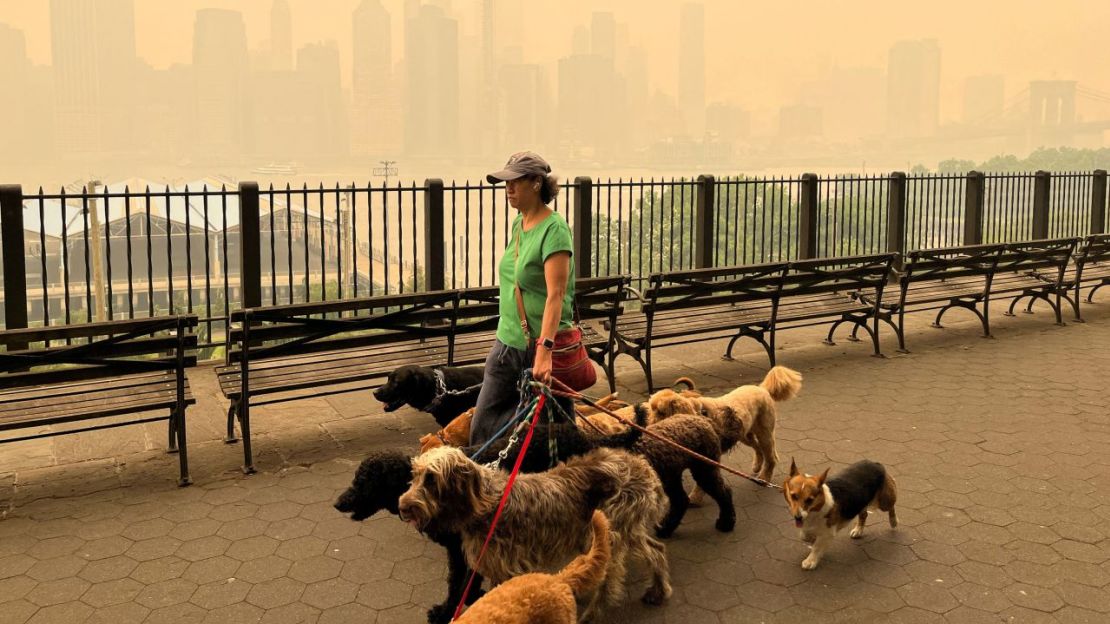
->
<box><xmin>333</xmin><ymin>490</ymin><xmax>354</xmax><ymax>513</ymax></box>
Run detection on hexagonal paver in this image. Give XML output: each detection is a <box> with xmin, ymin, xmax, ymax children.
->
<box><xmin>176</xmin><ymin>535</ymin><xmax>231</xmax><ymax>562</ymax></box>
<box><xmin>26</xmin><ymin>556</ymin><xmax>86</xmax><ymax>582</ymax></box>
<box><xmin>288</xmin><ymin>555</ymin><xmax>342</xmax><ymax>584</ymax></box>
<box><xmin>356</xmin><ymin>578</ymin><xmax>413</xmax><ymax>610</ymax></box>
<box><xmin>245</xmin><ymin>577</ymin><xmax>306</xmax><ymax>609</ymax></box>
<box><xmin>226</xmin><ymin>535</ymin><xmax>280</xmax><ymax>562</ymax></box>
<box><xmin>182</xmin><ymin>555</ymin><xmax>240</xmax><ymax>585</ymax></box>
<box><xmin>274</xmin><ymin>536</ymin><xmax>328</xmax><ymax>562</ymax></box>
<box><xmin>26</xmin><ymin>577</ymin><xmax>90</xmax><ymax>607</ymax></box>
<box><xmin>190</xmin><ymin>578</ymin><xmax>252</xmax><ymax>610</ymax></box>
<box><xmin>135</xmin><ymin>578</ymin><xmax>198</xmax><ymax>609</ymax></box>
<box><xmin>80</xmin><ymin>577</ymin><xmax>143</xmax><ymax>608</ymax></box>
<box><xmin>235</xmin><ymin>555</ymin><xmax>293</xmax><ymax>584</ymax></box>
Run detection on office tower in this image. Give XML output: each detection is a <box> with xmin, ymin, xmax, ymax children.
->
<box><xmin>886</xmin><ymin>39</ymin><xmax>940</xmax><ymax>139</ymax></box>
<box><xmin>297</xmin><ymin>43</ymin><xmax>346</xmax><ymax>157</ymax></box>
<box><xmin>571</xmin><ymin>26</ymin><xmax>590</xmax><ymax>56</ymax></box>
<box><xmin>963</xmin><ymin>75</ymin><xmax>1005</xmax><ymax>124</ymax></box>
<box><xmin>0</xmin><ymin>24</ymin><xmax>29</xmax><ymax>159</ymax></box>
<box><xmin>404</xmin><ymin>3</ymin><xmax>460</xmax><ymax>157</ymax></box>
<box><xmin>50</xmin><ymin>0</ymin><xmax>138</xmax><ymax>156</ymax></box>
<box><xmin>352</xmin><ymin>0</ymin><xmax>396</xmax><ymax>156</ymax></box>
<box><xmin>193</xmin><ymin>8</ymin><xmax>250</xmax><ymax>158</ymax></box>
<box><xmin>591</xmin><ymin>12</ymin><xmax>615</xmax><ymax>61</ymax></box>
<box><xmin>271</xmin><ymin>0</ymin><xmax>293</xmax><ymax>71</ymax></box>
<box><xmin>678</xmin><ymin>3</ymin><xmax>706</xmax><ymax>138</ymax></box>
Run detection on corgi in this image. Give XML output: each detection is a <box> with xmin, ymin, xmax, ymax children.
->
<box><xmin>782</xmin><ymin>458</ymin><xmax>898</xmax><ymax>570</ymax></box>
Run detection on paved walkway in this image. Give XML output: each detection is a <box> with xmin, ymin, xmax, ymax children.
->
<box><xmin>1</xmin><ymin>299</ymin><xmax>1109</xmax><ymax>623</ymax></box>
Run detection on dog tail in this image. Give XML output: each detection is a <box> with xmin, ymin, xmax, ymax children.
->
<box><xmin>760</xmin><ymin>366</ymin><xmax>802</xmax><ymax>402</ymax></box>
<box><xmin>556</xmin><ymin>510</ymin><xmax>612</xmax><ymax>598</ymax></box>
<box><xmin>672</xmin><ymin>376</ymin><xmax>697</xmax><ymax>392</ymax></box>
<box><xmin>591</xmin><ymin>406</ymin><xmax>644</xmax><ymax>449</ymax></box>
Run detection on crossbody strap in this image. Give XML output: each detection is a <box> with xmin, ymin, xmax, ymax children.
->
<box><xmin>512</xmin><ymin>224</ymin><xmax>533</xmax><ymax>344</ymax></box>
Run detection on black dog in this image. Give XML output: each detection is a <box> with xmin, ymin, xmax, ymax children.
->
<box><xmin>334</xmin><ymin>416</ymin><xmax>645</xmax><ymax>624</ymax></box>
<box><xmin>373</xmin><ymin>364</ymin><xmax>485</xmax><ymax>427</ymax></box>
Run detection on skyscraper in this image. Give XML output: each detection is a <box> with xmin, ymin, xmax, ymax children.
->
<box><xmin>192</xmin><ymin>8</ymin><xmax>250</xmax><ymax>158</ymax></box>
<box><xmin>50</xmin><ymin>0</ymin><xmax>139</xmax><ymax>156</ymax></box>
<box><xmin>404</xmin><ymin>3</ymin><xmax>459</xmax><ymax>158</ymax></box>
<box><xmin>297</xmin><ymin>43</ymin><xmax>346</xmax><ymax>157</ymax></box>
<box><xmin>590</xmin><ymin>12</ymin><xmax>615</xmax><ymax>61</ymax></box>
<box><xmin>678</xmin><ymin>3</ymin><xmax>706</xmax><ymax>138</ymax></box>
<box><xmin>0</xmin><ymin>24</ymin><xmax>30</xmax><ymax>162</ymax></box>
<box><xmin>963</xmin><ymin>75</ymin><xmax>1005</xmax><ymax>124</ymax></box>
<box><xmin>886</xmin><ymin>39</ymin><xmax>940</xmax><ymax>139</ymax></box>
<box><xmin>352</xmin><ymin>0</ymin><xmax>395</xmax><ymax>156</ymax></box>
<box><xmin>271</xmin><ymin>0</ymin><xmax>293</xmax><ymax>71</ymax></box>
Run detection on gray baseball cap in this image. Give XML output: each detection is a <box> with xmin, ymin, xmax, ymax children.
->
<box><xmin>486</xmin><ymin>151</ymin><xmax>551</xmax><ymax>184</ymax></box>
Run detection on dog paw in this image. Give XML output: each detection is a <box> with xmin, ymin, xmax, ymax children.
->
<box><xmin>655</xmin><ymin>525</ymin><xmax>676</xmax><ymax>539</ymax></box>
<box><xmin>801</xmin><ymin>558</ymin><xmax>819</xmax><ymax>570</ymax></box>
<box><xmin>849</xmin><ymin>528</ymin><xmax>863</xmax><ymax>539</ymax></box>
<box><xmin>715</xmin><ymin>517</ymin><xmax>736</xmax><ymax>533</ymax></box>
<box><xmin>641</xmin><ymin>586</ymin><xmax>669</xmax><ymax>606</ymax></box>
<box><xmin>426</xmin><ymin>604</ymin><xmax>453</xmax><ymax>624</ymax></box>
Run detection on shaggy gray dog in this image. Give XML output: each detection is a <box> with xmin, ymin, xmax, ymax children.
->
<box><xmin>398</xmin><ymin>446</ymin><xmax>671</xmax><ymax>621</ymax></box>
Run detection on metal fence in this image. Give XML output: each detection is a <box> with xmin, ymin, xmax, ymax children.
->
<box><xmin>3</xmin><ymin>169</ymin><xmax>1107</xmax><ymax>350</ymax></box>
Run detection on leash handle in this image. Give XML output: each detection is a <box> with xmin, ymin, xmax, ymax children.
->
<box><xmin>452</xmin><ymin>393</ymin><xmax>546</xmax><ymax>620</ymax></box>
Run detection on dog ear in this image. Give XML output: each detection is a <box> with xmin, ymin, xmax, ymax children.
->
<box><xmin>789</xmin><ymin>457</ymin><xmax>799</xmax><ymax>477</ymax></box>
<box><xmin>816</xmin><ymin>467</ymin><xmax>830</xmax><ymax>487</ymax></box>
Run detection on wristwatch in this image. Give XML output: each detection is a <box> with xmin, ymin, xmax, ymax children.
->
<box><xmin>540</xmin><ymin>337</ymin><xmax>555</xmax><ymax>350</ymax></box>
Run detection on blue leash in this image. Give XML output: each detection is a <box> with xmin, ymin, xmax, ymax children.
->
<box><xmin>468</xmin><ymin>370</ymin><xmax>538</xmax><ymax>461</ymax></box>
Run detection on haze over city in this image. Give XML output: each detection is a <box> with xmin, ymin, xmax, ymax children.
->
<box><xmin>3</xmin><ymin>0</ymin><xmax>1110</xmax><ymax>186</ymax></box>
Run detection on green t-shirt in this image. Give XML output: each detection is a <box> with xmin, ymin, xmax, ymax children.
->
<box><xmin>496</xmin><ymin>212</ymin><xmax>576</xmax><ymax>350</ymax></box>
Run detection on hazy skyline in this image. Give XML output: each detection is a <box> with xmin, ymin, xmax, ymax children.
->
<box><xmin>4</xmin><ymin>0</ymin><xmax>1110</xmax><ymax>186</ymax></box>
<box><xmin>6</xmin><ymin>0</ymin><xmax>1110</xmax><ymax>123</ymax></box>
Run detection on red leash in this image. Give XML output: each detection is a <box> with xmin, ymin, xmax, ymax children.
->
<box><xmin>451</xmin><ymin>393</ymin><xmax>546</xmax><ymax>621</ymax></box>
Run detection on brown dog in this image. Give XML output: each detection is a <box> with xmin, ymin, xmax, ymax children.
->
<box><xmin>455</xmin><ymin>510</ymin><xmax>611</xmax><ymax>623</ymax></box>
<box><xmin>420</xmin><ymin>394</ymin><xmax>627</xmax><ymax>454</ymax></box>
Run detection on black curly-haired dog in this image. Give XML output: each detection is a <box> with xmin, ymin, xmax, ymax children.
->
<box><xmin>334</xmin><ymin>416</ymin><xmax>645</xmax><ymax>624</ymax></box>
<box><xmin>373</xmin><ymin>364</ymin><xmax>486</xmax><ymax>427</ymax></box>
<box><xmin>625</xmin><ymin>403</ymin><xmax>735</xmax><ymax>538</ymax></box>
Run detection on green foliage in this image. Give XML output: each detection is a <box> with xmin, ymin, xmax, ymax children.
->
<box><xmin>932</xmin><ymin>147</ymin><xmax>1110</xmax><ymax>174</ymax></box>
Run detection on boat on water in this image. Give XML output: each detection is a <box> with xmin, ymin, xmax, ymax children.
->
<box><xmin>252</xmin><ymin>162</ymin><xmax>298</xmax><ymax>175</ymax></box>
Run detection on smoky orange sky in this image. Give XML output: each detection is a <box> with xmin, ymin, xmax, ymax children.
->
<box><xmin>5</xmin><ymin>0</ymin><xmax>1110</xmax><ymax>123</ymax></box>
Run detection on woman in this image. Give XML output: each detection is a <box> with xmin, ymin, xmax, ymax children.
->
<box><xmin>469</xmin><ymin>151</ymin><xmax>575</xmax><ymax>445</ymax></box>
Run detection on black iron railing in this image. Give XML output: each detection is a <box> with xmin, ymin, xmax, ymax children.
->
<box><xmin>3</xmin><ymin>169</ymin><xmax>1107</xmax><ymax>353</ymax></box>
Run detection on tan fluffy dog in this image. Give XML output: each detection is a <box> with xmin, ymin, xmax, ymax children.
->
<box><xmin>420</xmin><ymin>394</ymin><xmax>627</xmax><ymax>453</ymax></box>
<box><xmin>456</xmin><ymin>510</ymin><xmax>611</xmax><ymax>623</ymax></box>
<box><xmin>649</xmin><ymin>366</ymin><xmax>801</xmax><ymax>482</ymax></box>
<box><xmin>398</xmin><ymin>446</ymin><xmax>671</xmax><ymax>620</ymax></box>
<box><xmin>575</xmin><ymin>377</ymin><xmax>697</xmax><ymax>435</ymax></box>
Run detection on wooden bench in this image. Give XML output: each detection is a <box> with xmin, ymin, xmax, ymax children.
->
<box><xmin>217</xmin><ymin>277</ymin><xmax>628</xmax><ymax>472</ymax></box>
<box><xmin>612</xmin><ymin>254</ymin><xmax>895</xmax><ymax>390</ymax></box>
<box><xmin>861</xmin><ymin>238</ymin><xmax>1077</xmax><ymax>352</ymax></box>
<box><xmin>1032</xmin><ymin>234</ymin><xmax>1110</xmax><ymax>322</ymax></box>
<box><xmin>451</xmin><ymin>275</ymin><xmax>630</xmax><ymax>392</ymax></box>
<box><xmin>0</xmin><ymin>316</ymin><xmax>198</xmax><ymax>486</ymax></box>
<box><xmin>216</xmin><ymin>290</ymin><xmax>462</xmax><ymax>472</ymax></box>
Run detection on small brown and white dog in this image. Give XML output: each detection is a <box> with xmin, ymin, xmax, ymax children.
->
<box><xmin>782</xmin><ymin>458</ymin><xmax>898</xmax><ymax>570</ymax></box>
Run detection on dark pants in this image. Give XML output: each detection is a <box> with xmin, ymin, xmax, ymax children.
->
<box><xmin>468</xmin><ymin>339</ymin><xmax>573</xmax><ymax>446</ymax></box>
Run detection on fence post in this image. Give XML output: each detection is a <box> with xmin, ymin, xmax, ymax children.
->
<box><xmin>423</xmin><ymin>179</ymin><xmax>445</xmax><ymax>292</ymax></box>
<box><xmin>694</xmin><ymin>174</ymin><xmax>716</xmax><ymax>268</ymax></box>
<box><xmin>572</xmin><ymin>176</ymin><xmax>593</xmax><ymax>279</ymax></box>
<box><xmin>798</xmin><ymin>173</ymin><xmax>819</xmax><ymax>259</ymax></box>
<box><xmin>1</xmin><ymin>185</ymin><xmax>27</xmax><ymax>342</ymax></box>
<box><xmin>886</xmin><ymin>172</ymin><xmax>907</xmax><ymax>270</ymax></box>
<box><xmin>238</xmin><ymin>182</ymin><xmax>262</xmax><ymax>310</ymax></box>
<box><xmin>1091</xmin><ymin>170</ymin><xmax>1107</xmax><ymax>235</ymax></box>
<box><xmin>1032</xmin><ymin>170</ymin><xmax>1051</xmax><ymax>240</ymax></box>
<box><xmin>963</xmin><ymin>171</ymin><xmax>986</xmax><ymax>245</ymax></box>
